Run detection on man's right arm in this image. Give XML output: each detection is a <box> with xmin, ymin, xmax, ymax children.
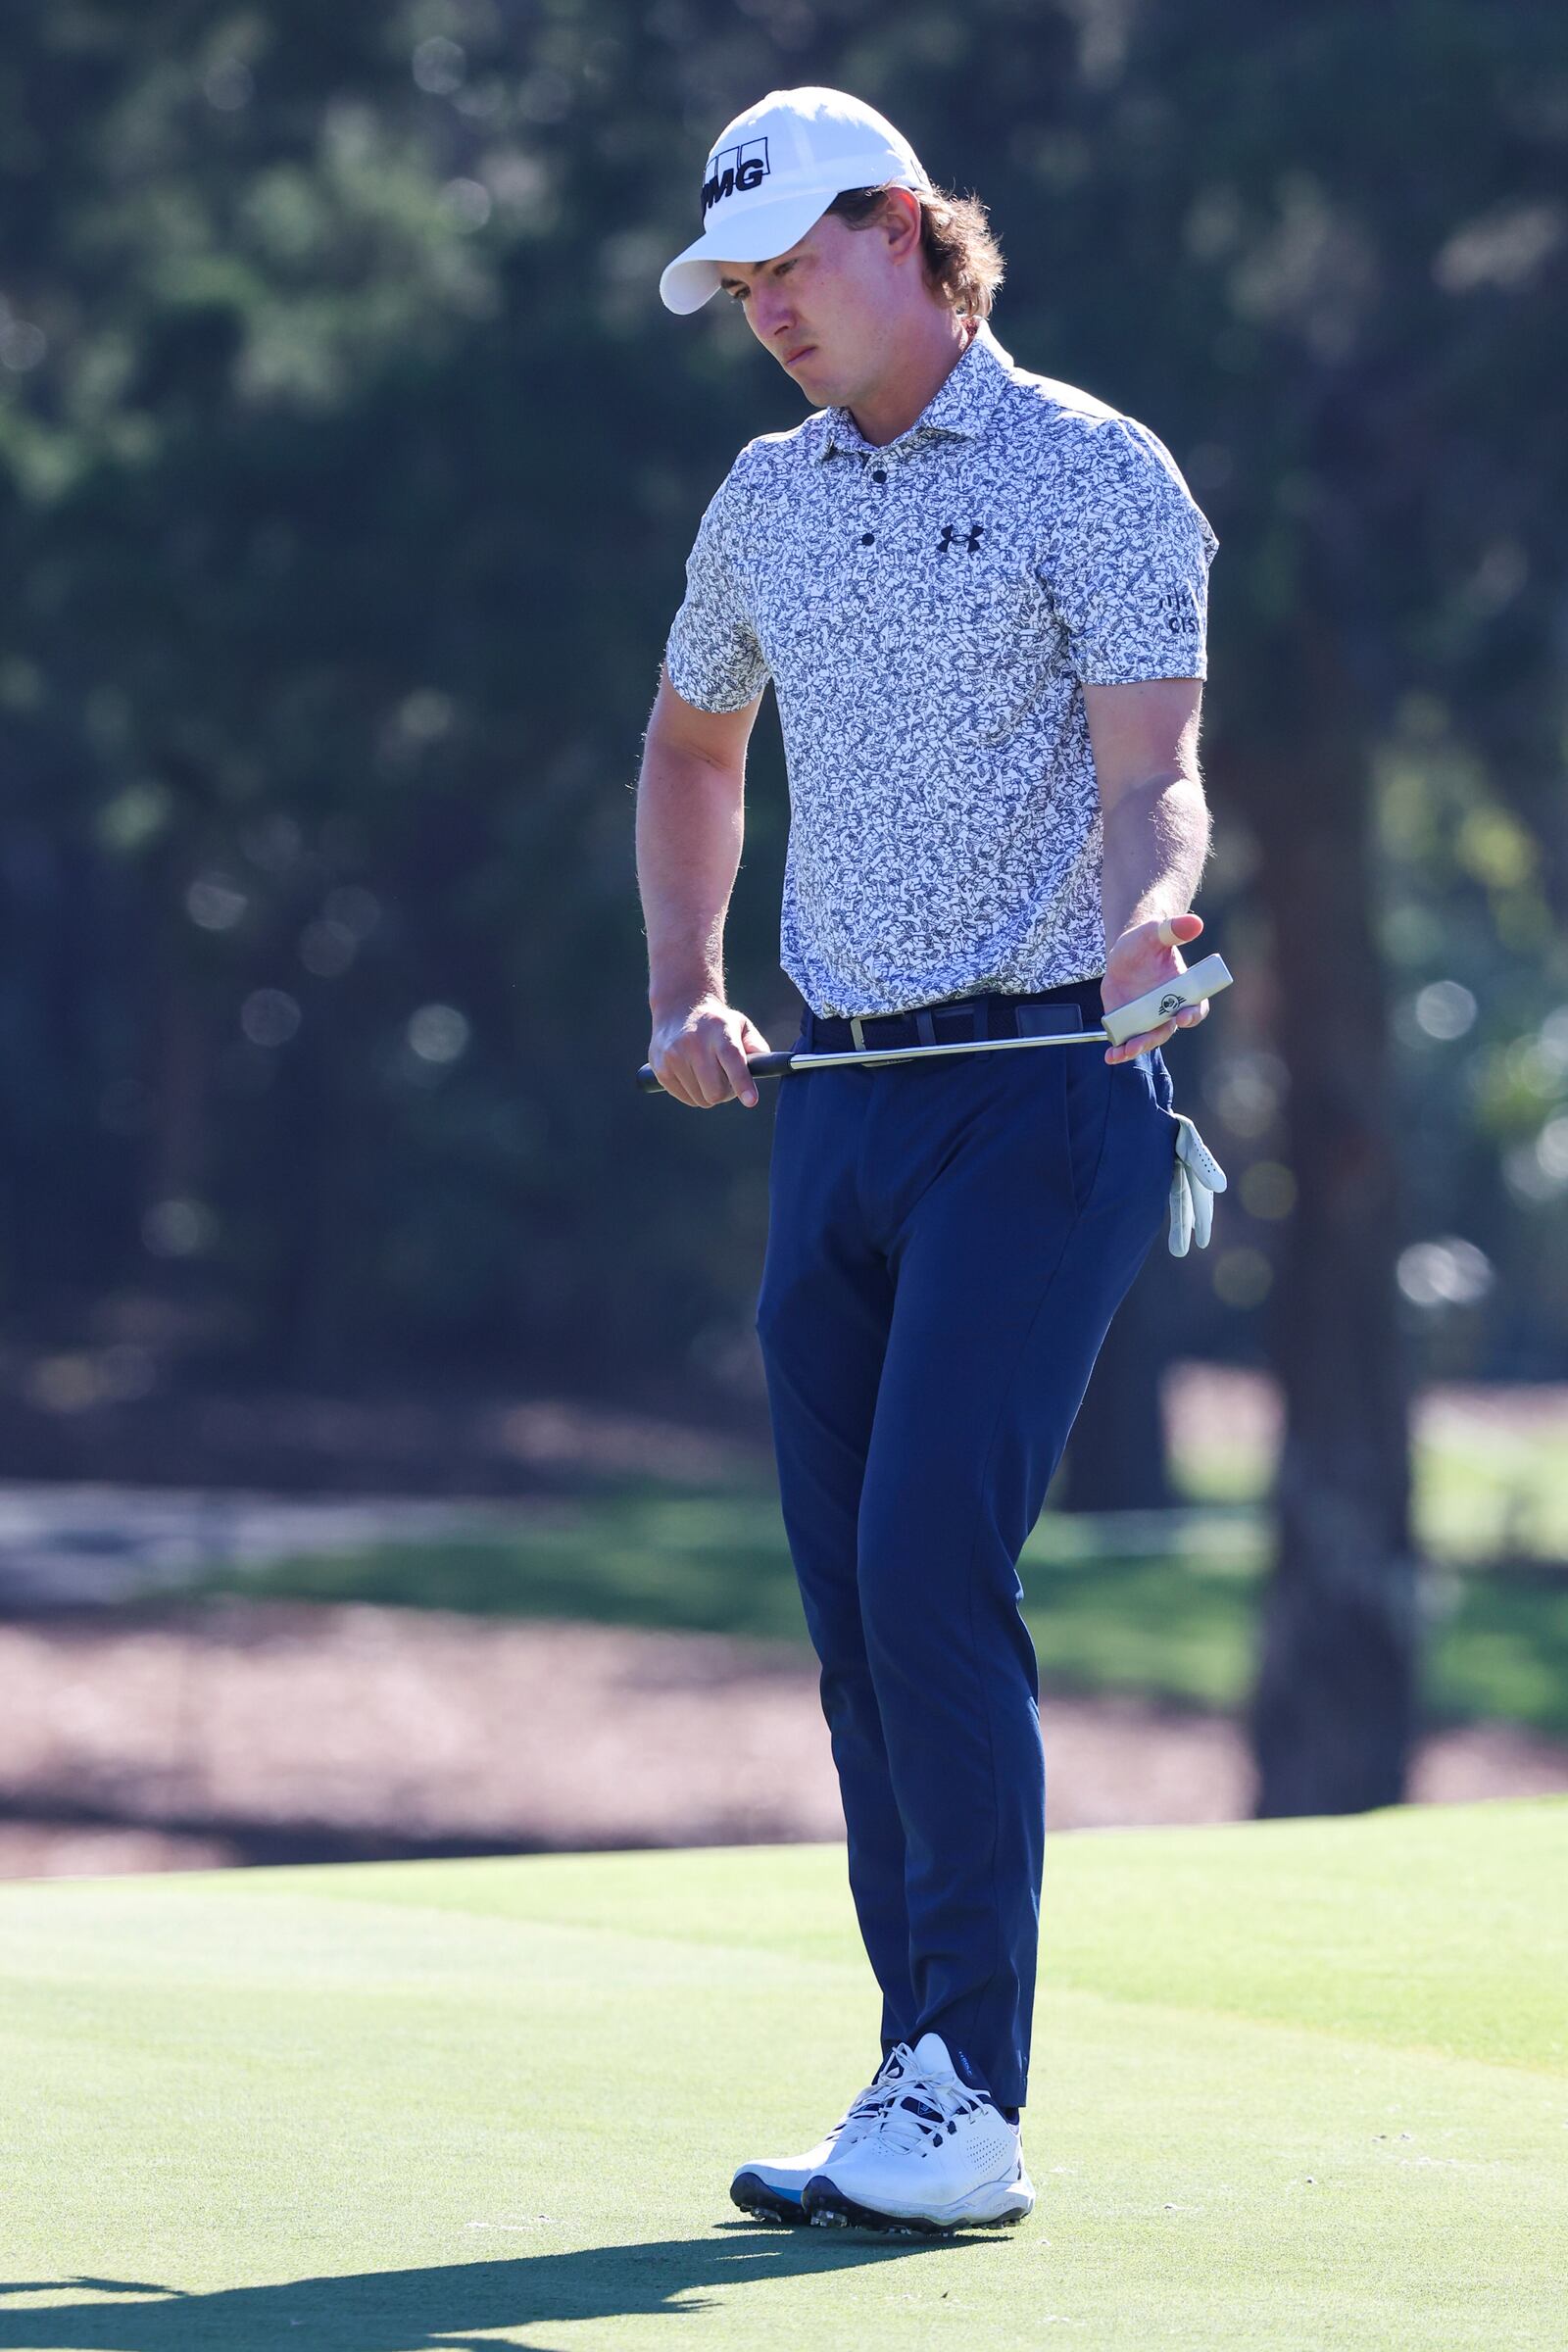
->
<box><xmin>636</xmin><ymin>661</ymin><xmax>770</xmax><ymax>1108</ymax></box>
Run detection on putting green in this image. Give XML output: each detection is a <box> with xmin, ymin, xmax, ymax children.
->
<box><xmin>0</xmin><ymin>1798</ymin><xmax>1562</xmax><ymax>2349</ymax></box>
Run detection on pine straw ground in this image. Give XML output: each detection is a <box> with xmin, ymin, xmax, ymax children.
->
<box><xmin>1</xmin><ymin>1598</ymin><xmax>1563</xmax><ymax>1879</ymax></box>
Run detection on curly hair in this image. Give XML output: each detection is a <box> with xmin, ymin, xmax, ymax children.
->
<box><xmin>823</xmin><ymin>181</ymin><xmax>1005</xmax><ymax>320</ymax></box>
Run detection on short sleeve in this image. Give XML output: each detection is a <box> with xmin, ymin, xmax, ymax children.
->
<box><xmin>663</xmin><ymin>474</ymin><xmax>770</xmax><ymax>713</ymax></box>
<box><xmin>1044</xmin><ymin>416</ymin><xmax>1218</xmax><ymax>686</ymax></box>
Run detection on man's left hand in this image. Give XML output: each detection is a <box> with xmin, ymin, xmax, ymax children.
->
<box><xmin>1102</xmin><ymin>911</ymin><xmax>1209</xmax><ymax>1066</ymax></box>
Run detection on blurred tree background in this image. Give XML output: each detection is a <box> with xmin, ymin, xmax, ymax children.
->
<box><xmin>1</xmin><ymin>0</ymin><xmax>1564</xmax><ymax>1435</ymax></box>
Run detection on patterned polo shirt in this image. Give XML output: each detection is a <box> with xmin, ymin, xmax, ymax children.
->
<box><xmin>662</xmin><ymin>318</ymin><xmax>1217</xmax><ymax>1020</ymax></box>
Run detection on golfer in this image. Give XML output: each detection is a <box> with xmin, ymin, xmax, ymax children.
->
<box><xmin>637</xmin><ymin>85</ymin><xmax>1219</xmax><ymax>2234</ymax></box>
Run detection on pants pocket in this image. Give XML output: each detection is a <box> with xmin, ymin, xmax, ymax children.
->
<box><xmin>1059</xmin><ymin>1045</ymin><xmax>1114</xmax><ymax>1219</ymax></box>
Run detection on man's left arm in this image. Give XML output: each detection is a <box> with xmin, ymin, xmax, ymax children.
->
<box><xmin>1042</xmin><ymin>413</ymin><xmax>1219</xmax><ymax>1066</ymax></box>
<box><xmin>1085</xmin><ymin>675</ymin><xmax>1212</xmax><ymax>1067</ymax></box>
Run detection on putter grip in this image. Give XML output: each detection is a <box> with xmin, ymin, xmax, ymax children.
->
<box><xmin>636</xmin><ymin>1049</ymin><xmax>796</xmax><ymax>1096</ymax></box>
<box><xmin>1102</xmin><ymin>953</ymin><xmax>1232</xmax><ymax>1046</ymax></box>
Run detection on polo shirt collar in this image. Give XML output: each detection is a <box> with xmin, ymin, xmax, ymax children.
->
<box><xmin>811</xmin><ymin>318</ymin><xmax>1013</xmax><ymax>464</ymax></box>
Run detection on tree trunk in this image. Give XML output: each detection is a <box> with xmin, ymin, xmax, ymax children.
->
<box><xmin>1246</xmin><ymin>740</ymin><xmax>1420</xmax><ymax>1817</ymax></box>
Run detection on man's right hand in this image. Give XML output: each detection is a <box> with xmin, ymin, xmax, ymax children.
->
<box><xmin>648</xmin><ymin>996</ymin><xmax>771</xmax><ymax>1109</ymax></box>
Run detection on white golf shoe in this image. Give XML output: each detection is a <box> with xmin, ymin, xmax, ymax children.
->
<box><xmin>729</xmin><ymin>2043</ymin><xmax>921</xmax><ymax>2226</ymax></box>
<box><xmin>802</xmin><ymin>2031</ymin><xmax>1035</xmax><ymax>2234</ymax></box>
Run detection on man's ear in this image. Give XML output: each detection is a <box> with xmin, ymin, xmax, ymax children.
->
<box><xmin>881</xmin><ymin>185</ymin><xmax>923</xmax><ymax>259</ymax></box>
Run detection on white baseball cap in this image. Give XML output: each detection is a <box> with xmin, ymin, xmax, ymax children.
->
<box><xmin>660</xmin><ymin>86</ymin><xmax>932</xmax><ymax>317</ymax></box>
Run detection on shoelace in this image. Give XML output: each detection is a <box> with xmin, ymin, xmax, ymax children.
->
<box><xmin>867</xmin><ymin>2067</ymin><xmax>998</xmax><ymax>2156</ymax></box>
<box><xmin>831</xmin><ymin>2041</ymin><xmax>919</xmax><ymax>2138</ymax></box>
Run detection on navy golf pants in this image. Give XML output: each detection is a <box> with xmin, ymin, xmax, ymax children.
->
<box><xmin>754</xmin><ymin>974</ymin><xmax>1178</xmax><ymax>2110</ymax></box>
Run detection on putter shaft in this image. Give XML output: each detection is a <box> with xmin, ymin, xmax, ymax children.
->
<box><xmin>636</xmin><ymin>953</ymin><xmax>1232</xmax><ymax>1096</ymax></box>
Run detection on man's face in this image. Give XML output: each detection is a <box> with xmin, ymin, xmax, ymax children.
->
<box><xmin>714</xmin><ymin>202</ymin><xmax>909</xmax><ymax>406</ymax></box>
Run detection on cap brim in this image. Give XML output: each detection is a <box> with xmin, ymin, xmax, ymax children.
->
<box><xmin>659</xmin><ymin>189</ymin><xmax>836</xmax><ymax>315</ymax></box>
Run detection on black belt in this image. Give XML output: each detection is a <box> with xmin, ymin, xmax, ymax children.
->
<box><xmin>801</xmin><ymin>975</ymin><xmax>1105</xmax><ymax>1056</ymax></box>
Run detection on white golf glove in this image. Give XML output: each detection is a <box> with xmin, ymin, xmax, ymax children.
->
<box><xmin>1166</xmin><ymin>1110</ymin><xmax>1228</xmax><ymax>1254</ymax></box>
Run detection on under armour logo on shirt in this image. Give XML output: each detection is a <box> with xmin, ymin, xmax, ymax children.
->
<box><xmin>938</xmin><ymin>523</ymin><xmax>986</xmax><ymax>554</ymax></box>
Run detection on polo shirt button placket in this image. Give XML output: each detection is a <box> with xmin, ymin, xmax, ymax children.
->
<box><xmin>859</xmin><ymin>452</ymin><xmax>889</xmax><ymax>549</ymax></box>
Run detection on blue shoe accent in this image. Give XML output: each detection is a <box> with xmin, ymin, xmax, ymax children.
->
<box><xmin>729</xmin><ymin>2170</ymin><xmax>808</xmax><ymax>2227</ymax></box>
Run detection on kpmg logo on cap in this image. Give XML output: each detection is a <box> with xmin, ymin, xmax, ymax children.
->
<box><xmin>702</xmin><ymin>137</ymin><xmax>770</xmax><ymax>220</ymax></box>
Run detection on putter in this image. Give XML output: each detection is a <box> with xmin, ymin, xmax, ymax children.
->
<box><xmin>637</xmin><ymin>953</ymin><xmax>1232</xmax><ymax>1095</ymax></box>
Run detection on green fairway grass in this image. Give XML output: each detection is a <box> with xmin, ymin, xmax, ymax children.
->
<box><xmin>0</xmin><ymin>1799</ymin><xmax>1562</xmax><ymax>2348</ymax></box>
<box><xmin>192</xmin><ymin>1481</ymin><xmax>1568</xmax><ymax>1740</ymax></box>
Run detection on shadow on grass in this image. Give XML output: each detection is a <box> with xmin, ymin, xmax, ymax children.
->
<box><xmin>0</xmin><ymin>2227</ymin><xmax>999</xmax><ymax>2349</ymax></box>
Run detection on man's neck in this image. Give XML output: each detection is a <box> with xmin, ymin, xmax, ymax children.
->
<box><xmin>846</xmin><ymin>314</ymin><xmax>980</xmax><ymax>449</ymax></box>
